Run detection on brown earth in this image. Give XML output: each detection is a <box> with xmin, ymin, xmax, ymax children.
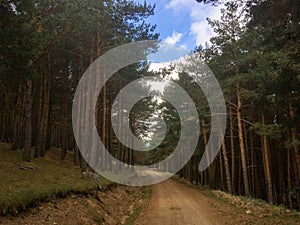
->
<box><xmin>136</xmin><ymin>177</ymin><xmax>300</xmax><ymax>225</ymax></box>
<box><xmin>1</xmin><ymin>177</ymin><xmax>299</xmax><ymax>225</ymax></box>
<box><xmin>0</xmin><ymin>185</ymin><xmax>144</xmax><ymax>225</ymax></box>
<box><xmin>135</xmin><ymin>179</ymin><xmax>228</xmax><ymax>225</ymax></box>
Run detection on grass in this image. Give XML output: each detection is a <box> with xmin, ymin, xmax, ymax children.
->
<box><xmin>124</xmin><ymin>186</ymin><xmax>152</xmax><ymax>225</ymax></box>
<box><xmin>0</xmin><ymin>143</ymin><xmax>110</xmax><ymax>216</ymax></box>
<box><xmin>143</xmin><ymin>185</ymin><xmax>152</xmax><ymax>200</ymax></box>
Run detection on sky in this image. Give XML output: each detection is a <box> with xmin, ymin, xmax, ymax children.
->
<box><xmin>136</xmin><ymin>0</ymin><xmax>223</xmax><ymax>63</ymax></box>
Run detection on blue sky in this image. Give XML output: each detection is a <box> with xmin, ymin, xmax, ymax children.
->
<box><xmin>136</xmin><ymin>0</ymin><xmax>222</xmax><ymax>62</ymax></box>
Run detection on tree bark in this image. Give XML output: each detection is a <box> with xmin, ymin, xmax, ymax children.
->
<box><xmin>202</xmin><ymin>119</ymin><xmax>212</xmax><ymax>186</ymax></box>
<box><xmin>261</xmin><ymin>112</ymin><xmax>273</xmax><ymax>203</ymax></box>
<box><xmin>23</xmin><ymin>79</ymin><xmax>32</xmax><ymax>162</ymax></box>
<box><xmin>12</xmin><ymin>85</ymin><xmax>25</xmax><ymax>150</ymax></box>
<box><xmin>236</xmin><ymin>82</ymin><xmax>250</xmax><ymax>196</ymax></box>
<box><xmin>101</xmin><ymin>80</ymin><xmax>107</xmax><ymax>170</ymax></box>
<box><xmin>220</xmin><ymin>126</ymin><xmax>233</xmax><ymax>193</ymax></box>
<box><xmin>61</xmin><ymin>71</ymin><xmax>69</xmax><ymax>161</ymax></box>
<box><xmin>40</xmin><ymin>54</ymin><xmax>51</xmax><ymax>157</ymax></box>
<box><xmin>289</xmin><ymin>102</ymin><xmax>300</xmax><ymax>209</ymax></box>
<box><xmin>117</xmin><ymin>84</ymin><xmax>123</xmax><ymax>169</ymax></box>
<box><xmin>74</xmin><ymin>48</ymin><xmax>84</xmax><ymax>166</ymax></box>
<box><xmin>34</xmin><ymin>71</ymin><xmax>43</xmax><ymax>158</ymax></box>
<box><xmin>287</xmin><ymin>147</ymin><xmax>293</xmax><ymax>209</ymax></box>
<box><xmin>229</xmin><ymin>107</ymin><xmax>235</xmax><ymax>193</ymax></box>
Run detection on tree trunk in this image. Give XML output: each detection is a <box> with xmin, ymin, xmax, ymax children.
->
<box><xmin>34</xmin><ymin>57</ymin><xmax>50</xmax><ymax>158</ymax></box>
<box><xmin>220</xmin><ymin>126</ymin><xmax>232</xmax><ymax>193</ymax></box>
<box><xmin>289</xmin><ymin>102</ymin><xmax>300</xmax><ymax>209</ymax></box>
<box><xmin>40</xmin><ymin>54</ymin><xmax>51</xmax><ymax>157</ymax></box>
<box><xmin>101</xmin><ymin>82</ymin><xmax>107</xmax><ymax>169</ymax></box>
<box><xmin>287</xmin><ymin>147</ymin><xmax>293</xmax><ymax>209</ymax></box>
<box><xmin>229</xmin><ymin>107</ymin><xmax>235</xmax><ymax>193</ymax></box>
<box><xmin>250</xmin><ymin>129</ymin><xmax>256</xmax><ymax>197</ymax></box>
<box><xmin>74</xmin><ymin>48</ymin><xmax>84</xmax><ymax>166</ymax></box>
<box><xmin>219</xmin><ymin>153</ymin><xmax>224</xmax><ymax>190</ymax></box>
<box><xmin>236</xmin><ymin>82</ymin><xmax>250</xmax><ymax>196</ymax></box>
<box><xmin>61</xmin><ymin>72</ymin><xmax>68</xmax><ymax>161</ymax></box>
<box><xmin>12</xmin><ymin>85</ymin><xmax>25</xmax><ymax>150</ymax></box>
<box><xmin>117</xmin><ymin>83</ymin><xmax>123</xmax><ymax>169</ymax></box>
<box><xmin>34</xmin><ymin>72</ymin><xmax>43</xmax><ymax>158</ymax></box>
<box><xmin>261</xmin><ymin>112</ymin><xmax>273</xmax><ymax>203</ymax></box>
<box><xmin>89</xmin><ymin>33</ymin><xmax>102</xmax><ymax>168</ymax></box>
<box><xmin>202</xmin><ymin>119</ymin><xmax>212</xmax><ymax>186</ymax></box>
<box><xmin>23</xmin><ymin>79</ymin><xmax>32</xmax><ymax>162</ymax></box>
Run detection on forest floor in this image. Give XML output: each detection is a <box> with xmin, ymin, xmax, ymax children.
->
<box><xmin>1</xmin><ymin>175</ymin><xmax>299</xmax><ymax>225</ymax></box>
<box><xmin>0</xmin><ymin>143</ymin><xmax>149</xmax><ymax>225</ymax></box>
<box><xmin>0</xmin><ymin>143</ymin><xmax>299</xmax><ymax>225</ymax></box>
<box><xmin>0</xmin><ymin>185</ymin><xmax>148</xmax><ymax>225</ymax></box>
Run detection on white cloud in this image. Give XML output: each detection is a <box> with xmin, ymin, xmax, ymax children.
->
<box><xmin>148</xmin><ymin>43</ymin><xmax>188</xmax><ymax>62</ymax></box>
<box><xmin>148</xmin><ymin>62</ymin><xmax>171</xmax><ymax>72</ymax></box>
<box><xmin>148</xmin><ymin>62</ymin><xmax>179</xmax><ymax>80</ymax></box>
<box><xmin>190</xmin><ymin>21</ymin><xmax>214</xmax><ymax>46</ymax></box>
<box><xmin>165</xmin><ymin>0</ymin><xmax>222</xmax><ymax>47</ymax></box>
<box><xmin>165</xmin><ymin>0</ymin><xmax>191</xmax><ymax>9</ymax></box>
<box><xmin>189</xmin><ymin>2</ymin><xmax>222</xmax><ymax>21</ymax></box>
<box><xmin>180</xmin><ymin>43</ymin><xmax>187</xmax><ymax>49</ymax></box>
<box><xmin>189</xmin><ymin>5</ymin><xmax>222</xmax><ymax>46</ymax></box>
<box><xmin>164</xmin><ymin>31</ymin><xmax>183</xmax><ymax>45</ymax></box>
<box><xmin>147</xmin><ymin>31</ymin><xmax>188</xmax><ymax>62</ymax></box>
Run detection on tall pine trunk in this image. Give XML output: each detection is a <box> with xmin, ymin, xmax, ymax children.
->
<box><xmin>289</xmin><ymin>102</ymin><xmax>300</xmax><ymax>209</ymax></box>
<box><xmin>23</xmin><ymin>79</ymin><xmax>32</xmax><ymax>162</ymax></box>
<box><xmin>261</xmin><ymin>112</ymin><xmax>273</xmax><ymax>203</ymax></box>
<box><xmin>40</xmin><ymin>54</ymin><xmax>51</xmax><ymax>157</ymax></box>
<box><xmin>74</xmin><ymin>48</ymin><xmax>84</xmax><ymax>166</ymax></box>
<box><xmin>287</xmin><ymin>147</ymin><xmax>293</xmax><ymax>209</ymax></box>
<box><xmin>229</xmin><ymin>107</ymin><xmax>235</xmax><ymax>193</ymax></box>
<box><xmin>202</xmin><ymin>119</ymin><xmax>212</xmax><ymax>186</ymax></box>
<box><xmin>61</xmin><ymin>72</ymin><xmax>68</xmax><ymax>161</ymax></box>
<box><xmin>236</xmin><ymin>82</ymin><xmax>250</xmax><ymax>196</ymax></box>
<box><xmin>11</xmin><ymin>85</ymin><xmax>25</xmax><ymax>150</ymax></box>
<box><xmin>220</xmin><ymin>125</ymin><xmax>232</xmax><ymax>193</ymax></box>
<box><xmin>101</xmin><ymin>75</ymin><xmax>107</xmax><ymax>170</ymax></box>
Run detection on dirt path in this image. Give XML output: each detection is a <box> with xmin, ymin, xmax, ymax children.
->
<box><xmin>1</xmin><ymin>173</ymin><xmax>299</xmax><ymax>225</ymax></box>
<box><xmin>135</xmin><ymin>178</ymin><xmax>227</xmax><ymax>225</ymax></box>
<box><xmin>135</xmin><ymin>176</ymin><xmax>300</xmax><ymax>225</ymax></box>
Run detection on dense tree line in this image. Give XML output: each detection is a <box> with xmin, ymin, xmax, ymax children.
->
<box><xmin>158</xmin><ymin>0</ymin><xmax>299</xmax><ymax>210</ymax></box>
<box><xmin>0</xmin><ymin>0</ymin><xmax>158</xmax><ymax>164</ymax></box>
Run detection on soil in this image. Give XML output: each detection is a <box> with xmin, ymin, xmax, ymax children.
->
<box><xmin>0</xmin><ymin>185</ymin><xmax>144</xmax><ymax>225</ymax></box>
<box><xmin>1</xmin><ymin>176</ymin><xmax>299</xmax><ymax>225</ymax></box>
<box><xmin>136</xmin><ymin>177</ymin><xmax>300</xmax><ymax>225</ymax></box>
<box><xmin>135</xmin><ymin>179</ymin><xmax>228</xmax><ymax>225</ymax></box>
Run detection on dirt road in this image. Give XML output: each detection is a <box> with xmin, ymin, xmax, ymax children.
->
<box><xmin>135</xmin><ymin>178</ymin><xmax>227</xmax><ymax>225</ymax></box>
<box><xmin>1</xmin><ymin>170</ymin><xmax>299</xmax><ymax>225</ymax></box>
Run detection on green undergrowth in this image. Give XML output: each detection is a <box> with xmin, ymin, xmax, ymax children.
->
<box><xmin>124</xmin><ymin>186</ymin><xmax>152</xmax><ymax>225</ymax></box>
<box><xmin>0</xmin><ymin>143</ymin><xmax>110</xmax><ymax>216</ymax></box>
